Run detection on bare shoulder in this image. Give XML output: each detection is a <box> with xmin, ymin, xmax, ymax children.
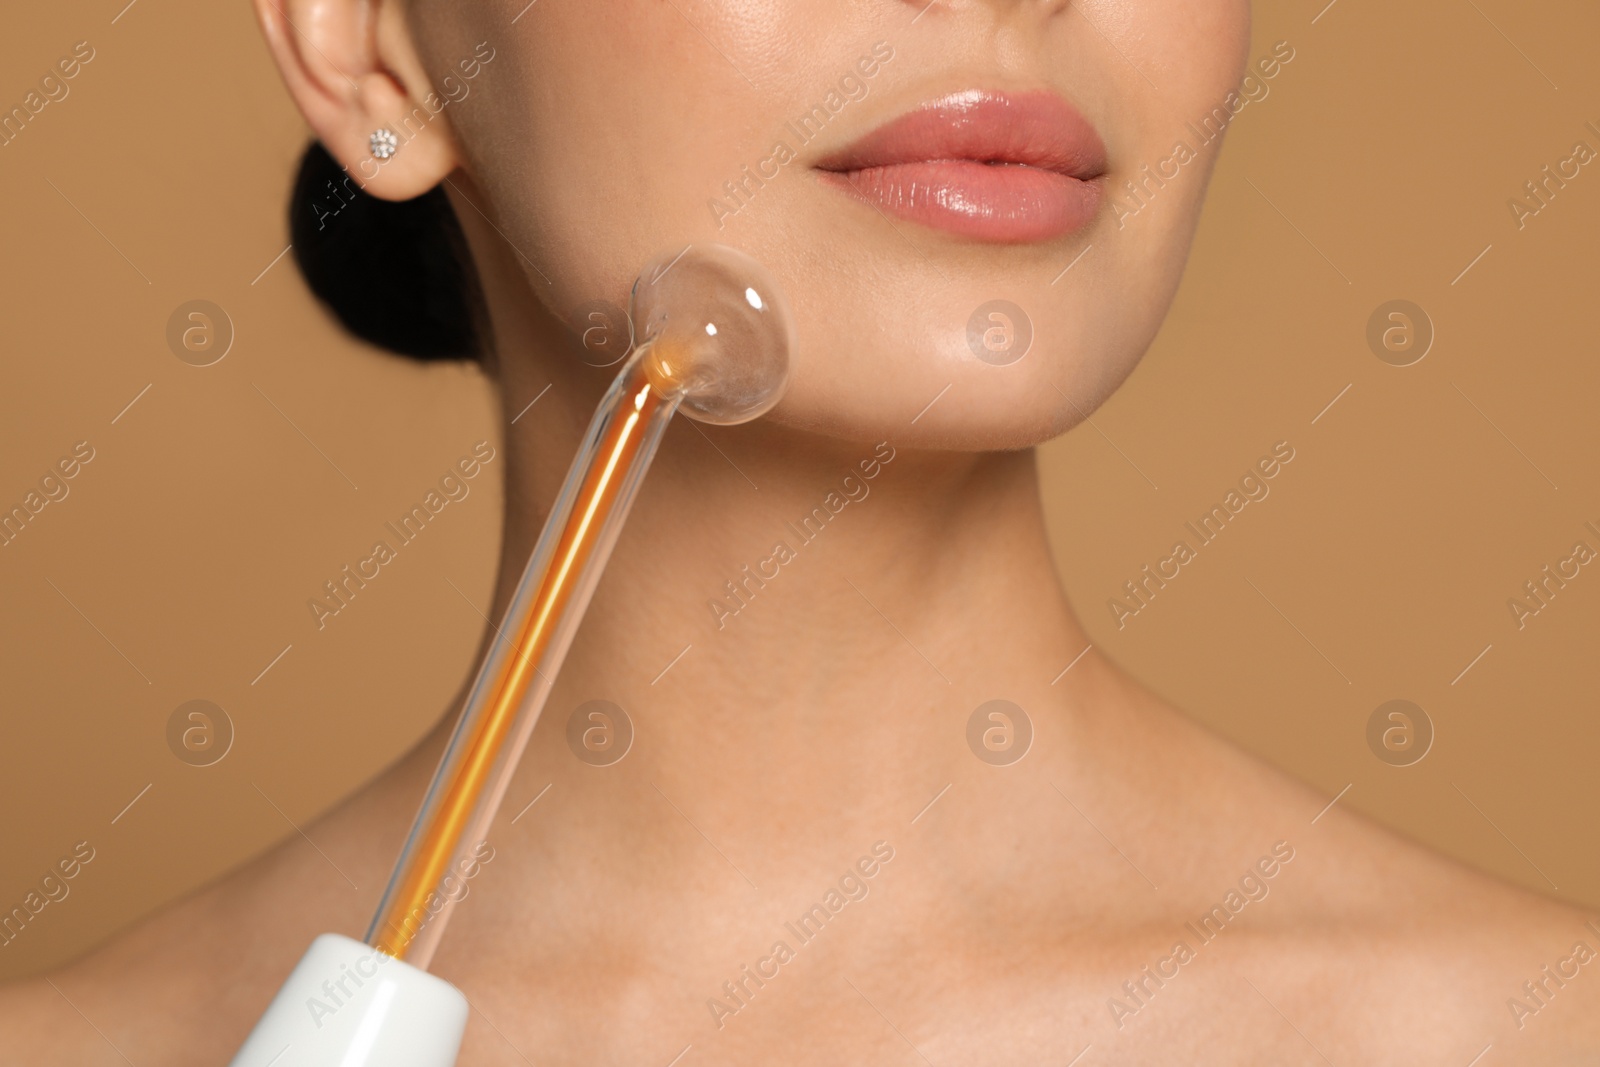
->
<box><xmin>0</xmin><ymin>893</ymin><xmax>270</xmax><ymax>1066</ymax></box>
<box><xmin>1084</xmin><ymin>661</ymin><xmax>1600</xmax><ymax>1063</ymax></box>
<box><xmin>0</xmin><ymin>832</ymin><xmax>367</xmax><ymax>1065</ymax></box>
<box><xmin>0</xmin><ymin>974</ymin><xmax>103</xmax><ymax>1065</ymax></box>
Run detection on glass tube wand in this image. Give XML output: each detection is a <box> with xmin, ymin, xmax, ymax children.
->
<box><xmin>229</xmin><ymin>246</ymin><xmax>792</xmax><ymax>1067</ymax></box>
<box><xmin>363</xmin><ymin>244</ymin><xmax>795</xmax><ymax>969</ymax></box>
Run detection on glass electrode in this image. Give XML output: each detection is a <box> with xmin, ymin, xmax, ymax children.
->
<box><xmin>363</xmin><ymin>244</ymin><xmax>794</xmax><ymax>968</ymax></box>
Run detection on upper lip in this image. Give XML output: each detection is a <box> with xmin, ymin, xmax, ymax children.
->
<box><xmin>815</xmin><ymin>88</ymin><xmax>1107</xmax><ymax>180</ymax></box>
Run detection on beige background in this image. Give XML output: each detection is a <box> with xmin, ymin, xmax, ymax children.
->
<box><xmin>2</xmin><ymin>0</ymin><xmax>1597</xmax><ymax>980</ymax></box>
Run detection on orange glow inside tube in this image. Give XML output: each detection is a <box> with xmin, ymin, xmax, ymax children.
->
<box><xmin>368</xmin><ymin>359</ymin><xmax>670</xmax><ymax>963</ymax></box>
<box><xmin>360</xmin><ymin>242</ymin><xmax>793</xmax><ymax>972</ymax></box>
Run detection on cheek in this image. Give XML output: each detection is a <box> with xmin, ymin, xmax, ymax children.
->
<box><xmin>441</xmin><ymin>0</ymin><xmax>1252</xmax><ymax>450</ymax></box>
<box><xmin>450</xmin><ymin>1</ymin><xmax>829</xmax><ymax>325</ymax></box>
<box><xmin>1113</xmin><ymin>0</ymin><xmax>1253</xmax><ymax>95</ymax></box>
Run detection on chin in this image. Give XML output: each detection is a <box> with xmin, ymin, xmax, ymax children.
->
<box><xmin>741</xmin><ymin>237</ymin><xmax>1181</xmax><ymax>454</ymax></box>
<box><xmin>756</xmin><ymin>337</ymin><xmax>1137</xmax><ymax>454</ymax></box>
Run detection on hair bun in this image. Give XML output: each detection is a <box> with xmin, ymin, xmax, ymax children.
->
<box><xmin>289</xmin><ymin>141</ymin><xmax>483</xmax><ymax>361</ymax></box>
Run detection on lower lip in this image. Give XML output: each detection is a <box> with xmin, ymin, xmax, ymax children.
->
<box><xmin>820</xmin><ymin>160</ymin><xmax>1103</xmax><ymax>243</ymax></box>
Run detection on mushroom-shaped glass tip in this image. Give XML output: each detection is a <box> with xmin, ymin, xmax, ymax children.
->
<box><xmin>629</xmin><ymin>244</ymin><xmax>794</xmax><ymax>425</ymax></box>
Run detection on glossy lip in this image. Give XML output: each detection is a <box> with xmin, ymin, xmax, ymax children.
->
<box><xmin>815</xmin><ymin>89</ymin><xmax>1108</xmax><ymax>243</ymax></box>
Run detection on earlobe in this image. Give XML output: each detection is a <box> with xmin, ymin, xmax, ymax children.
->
<box><xmin>341</xmin><ymin>67</ymin><xmax>463</xmax><ymax>200</ymax></box>
<box><xmin>251</xmin><ymin>0</ymin><xmax>462</xmax><ymax>202</ymax></box>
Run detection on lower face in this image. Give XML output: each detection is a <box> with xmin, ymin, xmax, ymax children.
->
<box><xmin>417</xmin><ymin>0</ymin><xmax>1252</xmax><ymax>450</ymax></box>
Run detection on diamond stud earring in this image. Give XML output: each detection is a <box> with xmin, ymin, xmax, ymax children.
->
<box><xmin>369</xmin><ymin>128</ymin><xmax>398</xmax><ymax>160</ymax></box>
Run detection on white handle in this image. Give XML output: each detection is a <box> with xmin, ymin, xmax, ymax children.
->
<box><xmin>229</xmin><ymin>933</ymin><xmax>467</xmax><ymax>1067</ymax></box>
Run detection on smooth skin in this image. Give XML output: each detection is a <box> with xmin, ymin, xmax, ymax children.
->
<box><xmin>4</xmin><ymin>0</ymin><xmax>1599</xmax><ymax>1063</ymax></box>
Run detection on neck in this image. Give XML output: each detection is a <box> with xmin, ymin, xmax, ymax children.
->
<box><xmin>386</xmin><ymin>208</ymin><xmax>1104</xmax><ymax>940</ymax></box>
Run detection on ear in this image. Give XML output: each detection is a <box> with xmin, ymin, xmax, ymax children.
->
<box><xmin>251</xmin><ymin>0</ymin><xmax>460</xmax><ymax>201</ymax></box>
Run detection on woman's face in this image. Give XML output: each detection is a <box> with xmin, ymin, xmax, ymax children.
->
<box><xmin>416</xmin><ymin>0</ymin><xmax>1251</xmax><ymax>449</ymax></box>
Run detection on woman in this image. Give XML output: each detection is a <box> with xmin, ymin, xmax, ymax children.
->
<box><xmin>4</xmin><ymin>0</ymin><xmax>1596</xmax><ymax>1062</ymax></box>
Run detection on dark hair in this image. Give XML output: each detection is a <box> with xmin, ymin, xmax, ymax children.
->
<box><xmin>289</xmin><ymin>141</ymin><xmax>485</xmax><ymax>361</ymax></box>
